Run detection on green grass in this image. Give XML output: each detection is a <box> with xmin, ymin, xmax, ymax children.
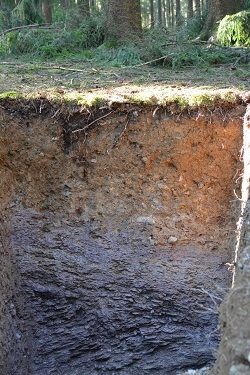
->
<box><xmin>0</xmin><ymin>91</ymin><xmax>18</xmax><ymax>99</ymax></box>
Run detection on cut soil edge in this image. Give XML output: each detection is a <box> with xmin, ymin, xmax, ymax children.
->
<box><xmin>213</xmin><ymin>104</ymin><xmax>250</xmax><ymax>375</ymax></box>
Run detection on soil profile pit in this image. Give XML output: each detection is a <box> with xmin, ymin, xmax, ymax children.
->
<box><xmin>0</xmin><ymin>100</ymin><xmax>245</xmax><ymax>375</ymax></box>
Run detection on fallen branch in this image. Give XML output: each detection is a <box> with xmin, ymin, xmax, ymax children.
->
<box><xmin>52</xmin><ymin>66</ymin><xmax>89</xmax><ymax>73</ymax></box>
<box><xmin>0</xmin><ymin>62</ymin><xmax>89</xmax><ymax>73</ymax></box>
<box><xmin>0</xmin><ymin>23</ymin><xmax>52</xmax><ymax>37</ymax></box>
<box><xmin>125</xmin><ymin>55</ymin><xmax>169</xmax><ymax>68</ymax></box>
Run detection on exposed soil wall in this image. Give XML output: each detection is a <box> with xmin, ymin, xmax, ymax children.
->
<box><xmin>0</xmin><ymin>99</ymin><xmax>245</xmax><ymax>374</ymax></box>
<box><xmin>214</xmin><ymin>105</ymin><xmax>250</xmax><ymax>375</ymax></box>
<box><xmin>0</xmin><ymin>214</ymin><xmax>29</xmax><ymax>374</ymax></box>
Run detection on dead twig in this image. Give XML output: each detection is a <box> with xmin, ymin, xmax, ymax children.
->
<box><xmin>113</xmin><ymin>110</ymin><xmax>138</xmax><ymax>148</ymax></box>
<box><xmin>72</xmin><ymin>110</ymin><xmax>114</xmax><ymax>134</ymax></box>
<box><xmin>0</xmin><ymin>61</ymin><xmax>89</xmax><ymax>73</ymax></box>
<box><xmin>113</xmin><ymin>117</ymin><xmax>130</xmax><ymax>147</ymax></box>
<box><xmin>125</xmin><ymin>55</ymin><xmax>169</xmax><ymax>68</ymax></box>
<box><xmin>49</xmin><ymin>66</ymin><xmax>86</xmax><ymax>73</ymax></box>
<box><xmin>0</xmin><ymin>23</ymin><xmax>52</xmax><ymax>37</ymax></box>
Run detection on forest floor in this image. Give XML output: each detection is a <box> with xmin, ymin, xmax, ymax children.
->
<box><xmin>0</xmin><ymin>59</ymin><xmax>250</xmax><ymax>103</ymax></box>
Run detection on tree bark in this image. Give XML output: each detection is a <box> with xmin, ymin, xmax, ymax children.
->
<box><xmin>187</xmin><ymin>0</ymin><xmax>193</xmax><ymax>20</ymax></box>
<box><xmin>170</xmin><ymin>0</ymin><xmax>174</xmax><ymax>27</ymax></box>
<box><xmin>77</xmin><ymin>0</ymin><xmax>90</xmax><ymax>17</ymax></box>
<box><xmin>162</xmin><ymin>0</ymin><xmax>167</xmax><ymax>27</ymax></box>
<box><xmin>194</xmin><ymin>0</ymin><xmax>201</xmax><ymax>19</ymax></box>
<box><xmin>90</xmin><ymin>0</ymin><xmax>96</xmax><ymax>11</ymax></box>
<box><xmin>176</xmin><ymin>0</ymin><xmax>182</xmax><ymax>26</ymax></box>
<box><xmin>165</xmin><ymin>0</ymin><xmax>171</xmax><ymax>27</ymax></box>
<box><xmin>106</xmin><ymin>0</ymin><xmax>142</xmax><ymax>42</ymax></box>
<box><xmin>201</xmin><ymin>0</ymin><xmax>245</xmax><ymax>39</ymax></box>
<box><xmin>150</xmin><ymin>0</ymin><xmax>154</xmax><ymax>28</ymax></box>
<box><xmin>201</xmin><ymin>0</ymin><xmax>206</xmax><ymax>17</ymax></box>
<box><xmin>42</xmin><ymin>0</ymin><xmax>52</xmax><ymax>24</ymax></box>
<box><xmin>158</xmin><ymin>0</ymin><xmax>162</xmax><ymax>25</ymax></box>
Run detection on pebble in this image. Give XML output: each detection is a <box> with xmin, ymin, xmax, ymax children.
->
<box><xmin>15</xmin><ymin>332</ymin><xmax>21</xmax><ymax>340</ymax></box>
<box><xmin>167</xmin><ymin>236</ymin><xmax>178</xmax><ymax>244</ymax></box>
<box><xmin>136</xmin><ymin>216</ymin><xmax>155</xmax><ymax>225</ymax></box>
<box><xmin>230</xmin><ymin>364</ymin><xmax>250</xmax><ymax>375</ymax></box>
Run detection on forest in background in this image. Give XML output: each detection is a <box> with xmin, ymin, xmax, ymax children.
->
<box><xmin>0</xmin><ymin>0</ymin><xmax>249</xmax><ymax>69</ymax></box>
<box><xmin>0</xmin><ymin>0</ymin><xmax>208</xmax><ymax>31</ymax></box>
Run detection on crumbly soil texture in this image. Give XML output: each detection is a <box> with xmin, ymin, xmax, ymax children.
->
<box><xmin>0</xmin><ymin>98</ymin><xmax>246</xmax><ymax>375</ymax></box>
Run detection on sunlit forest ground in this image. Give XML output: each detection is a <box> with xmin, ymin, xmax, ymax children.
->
<box><xmin>1</xmin><ymin>57</ymin><xmax>249</xmax><ymax>106</ymax></box>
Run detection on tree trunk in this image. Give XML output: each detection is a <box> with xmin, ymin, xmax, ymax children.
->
<box><xmin>162</xmin><ymin>0</ymin><xmax>167</xmax><ymax>27</ymax></box>
<box><xmin>187</xmin><ymin>0</ymin><xmax>193</xmax><ymax>20</ymax></box>
<box><xmin>194</xmin><ymin>0</ymin><xmax>201</xmax><ymax>19</ymax></box>
<box><xmin>201</xmin><ymin>0</ymin><xmax>245</xmax><ymax>39</ymax></box>
<box><xmin>77</xmin><ymin>0</ymin><xmax>90</xmax><ymax>17</ymax></box>
<box><xmin>99</xmin><ymin>0</ymin><xmax>106</xmax><ymax>11</ymax></box>
<box><xmin>106</xmin><ymin>0</ymin><xmax>142</xmax><ymax>42</ymax></box>
<box><xmin>176</xmin><ymin>0</ymin><xmax>182</xmax><ymax>26</ymax></box>
<box><xmin>158</xmin><ymin>0</ymin><xmax>162</xmax><ymax>25</ymax></box>
<box><xmin>201</xmin><ymin>0</ymin><xmax>206</xmax><ymax>17</ymax></box>
<box><xmin>165</xmin><ymin>0</ymin><xmax>171</xmax><ymax>27</ymax></box>
<box><xmin>60</xmin><ymin>0</ymin><xmax>66</xmax><ymax>9</ymax></box>
<box><xmin>90</xmin><ymin>0</ymin><xmax>96</xmax><ymax>11</ymax></box>
<box><xmin>170</xmin><ymin>0</ymin><xmax>174</xmax><ymax>27</ymax></box>
<box><xmin>150</xmin><ymin>0</ymin><xmax>154</xmax><ymax>29</ymax></box>
<box><xmin>42</xmin><ymin>0</ymin><xmax>52</xmax><ymax>24</ymax></box>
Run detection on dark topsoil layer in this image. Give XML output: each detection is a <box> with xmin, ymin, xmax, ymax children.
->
<box><xmin>0</xmin><ymin>98</ymin><xmax>248</xmax><ymax>375</ymax></box>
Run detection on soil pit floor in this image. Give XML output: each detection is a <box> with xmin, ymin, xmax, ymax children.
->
<box><xmin>0</xmin><ymin>100</ymin><xmax>246</xmax><ymax>375</ymax></box>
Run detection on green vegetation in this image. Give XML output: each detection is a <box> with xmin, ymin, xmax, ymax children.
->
<box><xmin>11</xmin><ymin>0</ymin><xmax>43</xmax><ymax>25</ymax></box>
<box><xmin>0</xmin><ymin>1</ymin><xmax>249</xmax><ymax>70</ymax></box>
<box><xmin>217</xmin><ymin>10</ymin><xmax>250</xmax><ymax>47</ymax></box>
<box><xmin>0</xmin><ymin>21</ymin><xmax>249</xmax><ymax>70</ymax></box>
<box><xmin>0</xmin><ymin>91</ymin><xmax>18</xmax><ymax>99</ymax></box>
<box><xmin>0</xmin><ymin>12</ymin><xmax>106</xmax><ymax>58</ymax></box>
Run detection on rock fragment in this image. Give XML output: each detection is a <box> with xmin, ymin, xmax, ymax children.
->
<box><xmin>167</xmin><ymin>236</ymin><xmax>178</xmax><ymax>244</ymax></box>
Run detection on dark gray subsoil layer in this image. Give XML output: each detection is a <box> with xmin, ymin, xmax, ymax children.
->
<box><xmin>10</xmin><ymin>209</ymin><xmax>224</xmax><ymax>375</ymax></box>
